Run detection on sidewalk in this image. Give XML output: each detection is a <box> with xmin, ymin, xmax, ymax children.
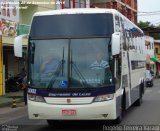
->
<box><xmin>0</xmin><ymin>91</ymin><xmax>24</xmax><ymax>107</ymax></box>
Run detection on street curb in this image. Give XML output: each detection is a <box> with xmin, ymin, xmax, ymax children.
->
<box><xmin>0</xmin><ymin>98</ymin><xmax>24</xmax><ymax>108</ymax></box>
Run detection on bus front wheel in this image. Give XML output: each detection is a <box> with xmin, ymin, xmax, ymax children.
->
<box><xmin>115</xmin><ymin>94</ymin><xmax>125</xmax><ymax>124</ymax></box>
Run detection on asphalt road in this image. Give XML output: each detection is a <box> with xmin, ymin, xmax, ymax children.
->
<box><xmin>1</xmin><ymin>79</ymin><xmax>160</xmax><ymax>131</ymax></box>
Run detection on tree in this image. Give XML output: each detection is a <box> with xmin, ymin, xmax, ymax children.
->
<box><xmin>138</xmin><ymin>21</ymin><xmax>151</xmax><ymax>29</ymax></box>
<box><xmin>138</xmin><ymin>21</ymin><xmax>160</xmax><ymax>39</ymax></box>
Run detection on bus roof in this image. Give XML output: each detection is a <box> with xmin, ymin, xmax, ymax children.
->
<box><xmin>33</xmin><ymin>8</ymin><xmax>143</xmax><ymax>34</ymax></box>
<box><xmin>34</xmin><ymin>8</ymin><xmax>118</xmax><ymax>16</ymax></box>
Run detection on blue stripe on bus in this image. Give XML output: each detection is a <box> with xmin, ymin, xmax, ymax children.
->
<box><xmin>27</xmin><ymin>85</ymin><xmax>115</xmax><ymax>97</ymax></box>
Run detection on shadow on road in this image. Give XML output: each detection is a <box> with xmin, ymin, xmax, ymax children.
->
<box><xmin>43</xmin><ymin>121</ymin><xmax>116</xmax><ymax>131</ymax></box>
<box><xmin>18</xmin><ymin>121</ymin><xmax>117</xmax><ymax>131</ymax></box>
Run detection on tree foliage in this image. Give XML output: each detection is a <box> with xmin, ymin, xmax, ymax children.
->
<box><xmin>138</xmin><ymin>21</ymin><xmax>160</xmax><ymax>39</ymax></box>
<box><xmin>138</xmin><ymin>21</ymin><xmax>154</xmax><ymax>29</ymax></box>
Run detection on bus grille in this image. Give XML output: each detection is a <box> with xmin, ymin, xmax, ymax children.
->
<box><xmin>44</xmin><ymin>97</ymin><xmax>94</xmax><ymax>105</ymax></box>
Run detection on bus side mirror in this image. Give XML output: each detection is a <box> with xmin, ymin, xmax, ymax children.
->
<box><xmin>112</xmin><ymin>32</ymin><xmax>120</xmax><ymax>56</ymax></box>
<box><xmin>14</xmin><ymin>34</ymin><xmax>28</xmax><ymax>57</ymax></box>
<box><xmin>14</xmin><ymin>35</ymin><xmax>23</xmax><ymax>57</ymax></box>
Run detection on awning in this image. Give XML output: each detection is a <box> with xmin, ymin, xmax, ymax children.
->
<box><xmin>2</xmin><ymin>36</ymin><xmax>28</xmax><ymax>46</ymax></box>
<box><xmin>150</xmin><ymin>57</ymin><xmax>160</xmax><ymax>63</ymax></box>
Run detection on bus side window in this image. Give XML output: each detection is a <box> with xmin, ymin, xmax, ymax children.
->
<box><xmin>115</xmin><ymin>15</ymin><xmax>120</xmax><ymax>32</ymax></box>
<box><xmin>120</xmin><ymin>18</ymin><xmax>127</xmax><ymax>51</ymax></box>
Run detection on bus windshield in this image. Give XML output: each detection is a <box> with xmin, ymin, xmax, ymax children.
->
<box><xmin>29</xmin><ymin>38</ymin><xmax>113</xmax><ymax>89</ymax></box>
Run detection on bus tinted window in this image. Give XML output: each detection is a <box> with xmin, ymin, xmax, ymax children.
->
<box><xmin>30</xmin><ymin>14</ymin><xmax>114</xmax><ymax>38</ymax></box>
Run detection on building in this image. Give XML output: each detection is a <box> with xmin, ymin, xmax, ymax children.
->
<box><xmin>2</xmin><ymin>0</ymin><xmax>56</xmax><ymax>78</ymax></box>
<box><xmin>0</xmin><ymin>0</ymin><xmax>20</xmax><ymax>96</ymax></box>
<box><xmin>154</xmin><ymin>40</ymin><xmax>160</xmax><ymax>76</ymax></box>
<box><xmin>144</xmin><ymin>36</ymin><xmax>156</xmax><ymax>74</ymax></box>
<box><xmin>142</xmin><ymin>27</ymin><xmax>160</xmax><ymax>40</ymax></box>
<box><xmin>0</xmin><ymin>0</ymin><xmax>57</xmax><ymax>95</ymax></box>
<box><xmin>90</xmin><ymin>0</ymin><xmax>137</xmax><ymax>24</ymax></box>
<box><xmin>56</xmin><ymin>0</ymin><xmax>90</xmax><ymax>9</ymax></box>
<box><xmin>142</xmin><ymin>26</ymin><xmax>160</xmax><ymax>77</ymax></box>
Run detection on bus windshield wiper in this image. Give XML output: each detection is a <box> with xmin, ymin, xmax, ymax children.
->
<box><xmin>70</xmin><ymin>49</ymin><xmax>92</xmax><ymax>88</ymax></box>
<box><xmin>71</xmin><ymin>61</ymin><xmax>92</xmax><ymax>88</ymax></box>
<box><xmin>47</xmin><ymin>60</ymin><xmax>65</xmax><ymax>90</ymax></box>
<box><xmin>47</xmin><ymin>48</ymin><xmax>65</xmax><ymax>90</ymax></box>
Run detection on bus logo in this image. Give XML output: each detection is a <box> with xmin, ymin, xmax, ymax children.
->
<box><xmin>67</xmin><ymin>99</ymin><xmax>71</xmax><ymax>104</ymax></box>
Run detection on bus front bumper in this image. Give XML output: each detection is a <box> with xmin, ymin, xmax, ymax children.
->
<box><xmin>28</xmin><ymin>99</ymin><xmax>117</xmax><ymax>120</ymax></box>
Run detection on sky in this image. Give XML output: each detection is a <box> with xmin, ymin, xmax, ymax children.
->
<box><xmin>138</xmin><ymin>0</ymin><xmax>160</xmax><ymax>25</ymax></box>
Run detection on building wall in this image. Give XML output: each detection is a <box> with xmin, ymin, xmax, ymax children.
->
<box><xmin>144</xmin><ymin>36</ymin><xmax>156</xmax><ymax>74</ymax></box>
<box><xmin>19</xmin><ymin>0</ymin><xmax>56</xmax><ymax>25</ymax></box>
<box><xmin>19</xmin><ymin>4</ymin><xmax>38</xmax><ymax>25</ymax></box>
<box><xmin>2</xmin><ymin>34</ymin><xmax>27</xmax><ymax>78</ymax></box>
<box><xmin>3</xmin><ymin>46</ymin><xmax>24</xmax><ymax>77</ymax></box>
<box><xmin>155</xmin><ymin>43</ymin><xmax>160</xmax><ymax>61</ymax></box>
<box><xmin>90</xmin><ymin>0</ymin><xmax>137</xmax><ymax>24</ymax></box>
<box><xmin>57</xmin><ymin>0</ymin><xmax>90</xmax><ymax>9</ymax></box>
<box><xmin>3</xmin><ymin>0</ymin><xmax>55</xmax><ymax>82</ymax></box>
<box><xmin>145</xmin><ymin>36</ymin><xmax>154</xmax><ymax>58</ymax></box>
<box><xmin>154</xmin><ymin>42</ymin><xmax>160</xmax><ymax>75</ymax></box>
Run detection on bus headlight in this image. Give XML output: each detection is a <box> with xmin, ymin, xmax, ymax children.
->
<box><xmin>28</xmin><ymin>94</ymin><xmax>46</xmax><ymax>103</ymax></box>
<box><xmin>93</xmin><ymin>94</ymin><xmax>114</xmax><ymax>102</ymax></box>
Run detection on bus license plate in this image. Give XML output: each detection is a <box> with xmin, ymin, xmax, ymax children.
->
<box><xmin>62</xmin><ymin>110</ymin><xmax>77</xmax><ymax>116</ymax></box>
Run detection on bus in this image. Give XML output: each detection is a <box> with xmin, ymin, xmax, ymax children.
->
<box><xmin>24</xmin><ymin>8</ymin><xmax>146</xmax><ymax>124</ymax></box>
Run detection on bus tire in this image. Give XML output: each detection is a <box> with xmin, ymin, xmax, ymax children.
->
<box><xmin>115</xmin><ymin>93</ymin><xmax>125</xmax><ymax>124</ymax></box>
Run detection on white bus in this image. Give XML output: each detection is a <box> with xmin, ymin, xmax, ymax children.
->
<box><xmin>26</xmin><ymin>8</ymin><xmax>146</xmax><ymax>124</ymax></box>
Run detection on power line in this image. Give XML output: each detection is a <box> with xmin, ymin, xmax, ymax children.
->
<box><xmin>151</xmin><ymin>18</ymin><xmax>160</xmax><ymax>23</ymax></box>
<box><xmin>138</xmin><ymin>13</ymin><xmax>160</xmax><ymax>16</ymax></box>
<box><xmin>153</xmin><ymin>21</ymin><xmax>160</xmax><ymax>25</ymax></box>
<box><xmin>138</xmin><ymin>11</ymin><xmax>160</xmax><ymax>16</ymax></box>
<box><xmin>138</xmin><ymin>11</ymin><xmax>160</xmax><ymax>14</ymax></box>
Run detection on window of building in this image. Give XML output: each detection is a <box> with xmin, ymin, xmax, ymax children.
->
<box><xmin>65</xmin><ymin>0</ymin><xmax>70</xmax><ymax>8</ymax></box>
